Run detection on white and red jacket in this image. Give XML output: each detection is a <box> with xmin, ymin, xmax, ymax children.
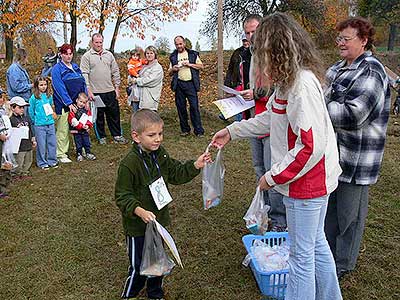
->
<box><xmin>228</xmin><ymin>70</ymin><xmax>342</xmax><ymax>199</ymax></box>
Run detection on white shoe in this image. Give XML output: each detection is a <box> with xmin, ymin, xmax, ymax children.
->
<box><xmin>58</xmin><ymin>157</ymin><xmax>72</xmax><ymax>163</ymax></box>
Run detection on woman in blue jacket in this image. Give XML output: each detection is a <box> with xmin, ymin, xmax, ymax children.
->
<box><xmin>6</xmin><ymin>48</ymin><xmax>33</xmax><ymax>101</ymax></box>
<box><xmin>51</xmin><ymin>44</ymin><xmax>87</xmax><ymax>164</ymax></box>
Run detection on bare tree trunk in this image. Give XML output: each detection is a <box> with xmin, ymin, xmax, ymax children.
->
<box><xmin>5</xmin><ymin>36</ymin><xmax>13</xmax><ymax>62</ymax></box>
<box><xmin>70</xmin><ymin>14</ymin><xmax>77</xmax><ymax>53</ymax></box>
<box><xmin>388</xmin><ymin>23</ymin><xmax>397</xmax><ymax>51</ymax></box>
<box><xmin>217</xmin><ymin>0</ymin><xmax>224</xmax><ymax>99</ymax></box>
<box><xmin>109</xmin><ymin>15</ymin><xmax>122</xmax><ymax>53</ymax></box>
<box><xmin>63</xmin><ymin>12</ymin><xmax>68</xmax><ymax>43</ymax></box>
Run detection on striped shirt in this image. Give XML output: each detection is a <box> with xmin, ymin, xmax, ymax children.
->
<box><xmin>324</xmin><ymin>51</ymin><xmax>390</xmax><ymax>185</ymax></box>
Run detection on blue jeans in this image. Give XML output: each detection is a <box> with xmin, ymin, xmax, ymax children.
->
<box><xmin>284</xmin><ymin>196</ymin><xmax>342</xmax><ymax>300</ymax></box>
<box><xmin>131</xmin><ymin>101</ymin><xmax>139</xmax><ymax>113</ymax></box>
<box><xmin>35</xmin><ymin>124</ymin><xmax>58</xmax><ymax>167</ymax></box>
<box><xmin>251</xmin><ymin>136</ymin><xmax>286</xmax><ymax>228</ymax></box>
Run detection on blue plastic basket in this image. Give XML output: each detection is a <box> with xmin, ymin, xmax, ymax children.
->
<box><xmin>242</xmin><ymin>232</ymin><xmax>289</xmax><ymax>299</ymax></box>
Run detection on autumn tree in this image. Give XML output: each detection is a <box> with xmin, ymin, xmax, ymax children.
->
<box><xmin>200</xmin><ymin>0</ymin><xmax>350</xmax><ymax>49</ymax></box>
<box><xmin>358</xmin><ymin>0</ymin><xmax>400</xmax><ymax>50</ymax></box>
<box><xmin>0</xmin><ymin>0</ymin><xmax>56</xmax><ymax>61</ymax></box>
<box><xmin>155</xmin><ymin>36</ymin><xmax>170</xmax><ymax>55</ymax></box>
<box><xmin>83</xmin><ymin>0</ymin><xmax>196</xmax><ymax>53</ymax></box>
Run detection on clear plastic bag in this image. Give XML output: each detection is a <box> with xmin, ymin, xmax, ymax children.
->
<box><xmin>243</xmin><ymin>187</ymin><xmax>270</xmax><ymax>235</ymax></box>
<box><xmin>140</xmin><ymin>221</ymin><xmax>175</xmax><ymax>277</ymax></box>
<box><xmin>202</xmin><ymin>145</ymin><xmax>225</xmax><ymax>210</ymax></box>
<box><xmin>1</xmin><ymin>138</ymin><xmax>17</xmax><ymax>170</ymax></box>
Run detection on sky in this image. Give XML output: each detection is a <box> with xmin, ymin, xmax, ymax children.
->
<box><xmin>54</xmin><ymin>0</ymin><xmax>240</xmax><ymax>53</ymax></box>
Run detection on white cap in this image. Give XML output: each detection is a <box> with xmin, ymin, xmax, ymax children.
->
<box><xmin>9</xmin><ymin>96</ymin><xmax>29</xmax><ymax>106</ymax></box>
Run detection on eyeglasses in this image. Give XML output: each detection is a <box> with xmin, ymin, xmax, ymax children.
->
<box><xmin>336</xmin><ymin>35</ymin><xmax>358</xmax><ymax>44</ymax></box>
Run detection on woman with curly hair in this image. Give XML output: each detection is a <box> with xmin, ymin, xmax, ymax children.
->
<box><xmin>211</xmin><ymin>12</ymin><xmax>342</xmax><ymax>300</ymax></box>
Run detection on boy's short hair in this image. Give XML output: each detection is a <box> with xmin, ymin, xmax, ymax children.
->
<box><xmin>131</xmin><ymin>109</ymin><xmax>163</xmax><ymax>134</ymax></box>
<box><xmin>77</xmin><ymin>92</ymin><xmax>88</xmax><ymax>101</ymax></box>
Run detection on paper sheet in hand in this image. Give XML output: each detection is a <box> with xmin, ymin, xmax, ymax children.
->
<box><xmin>93</xmin><ymin>96</ymin><xmax>106</xmax><ymax>108</ymax></box>
<box><xmin>155</xmin><ymin>221</ymin><xmax>183</xmax><ymax>268</ymax></box>
<box><xmin>9</xmin><ymin>127</ymin><xmax>29</xmax><ymax>154</ymax></box>
<box><xmin>213</xmin><ymin>97</ymin><xmax>255</xmax><ymax>119</ymax></box>
<box><xmin>219</xmin><ymin>84</ymin><xmax>242</xmax><ymax>96</ymax></box>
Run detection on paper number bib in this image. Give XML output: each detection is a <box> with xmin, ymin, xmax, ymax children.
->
<box><xmin>149</xmin><ymin>176</ymin><xmax>173</xmax><ymax>210</ymax></box>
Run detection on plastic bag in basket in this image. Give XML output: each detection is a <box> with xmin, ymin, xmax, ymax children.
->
<box><xmin>140</xmin><ymin>221</ymin><xmax>175</xmax><ymax>277</ymax></box>
<box><xmin>243</xmin><ymin>187</ymin><xmax>270</xmax><ymax>235</ymax></box>
<box><xmin>202</xmin><ymin>144</ymin><xmax>225</xmax><ymax>210</ymax></box>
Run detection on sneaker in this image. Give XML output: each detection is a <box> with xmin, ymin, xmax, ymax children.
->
<box><xmin>85</xmin><ymin>153</ymin><xmax>96</xmax><ymax>160</ymax></box>
<box><xmin>180</xmin><ymin>131</ymin><xmax>190</xmax><ymax>137</ymax></box>
<box><xmin>0</xmin><ymin>192</ymin><xmax>9</xmax><ymax>199</ymax></box>
<box><xmin>49</xmin><ymin>163</ymin><xmax>59</xmax><ymax>169</ymax></box>
<box><xmin>99</xmin><ymin>137</ymin><xmax>107</xmax><ymax>145</ymax></box>
<box><xmin>77</xmin><ymin>154</ymin><xmax>84</xmax><ymax>162</ymax></box>
<box><xmin>58</xmin><ymin>157</ymin><xmax>72</xmax><ymax>164</ymax></box>
<box><xmin>195</xmin><ymin>133</ymin><xmax>205</xmax><ymax>137</ymax></box>
<box><xmin>41</xmin><ymin>166</ymin><xmax>50</xmax><ymax>170</ymax></box>
<box><xmin>113</xmin><ymin>136</ymin><xmax>128</xmax><ymax>144</ymax></box>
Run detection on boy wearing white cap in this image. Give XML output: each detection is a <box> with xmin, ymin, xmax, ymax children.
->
<box><xmin>9</xmin><ymin>96</ymin><xmax>36</xmax><ymax>178</ymax></box>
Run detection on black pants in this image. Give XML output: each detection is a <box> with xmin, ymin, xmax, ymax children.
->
<box><xmin>174</xmin><ymin>80</ymin><xmax>204</xmax><ymax>135</ymax></box>
<box><xmin>73</xmin><ymin>131</ymin><xmax>91</xmax><ymax>155</ymax></box>
<box><xmin>121</xmin><ymin>235</ymin><xmax>164</xmax><ymax>299</ymax></box>
<box><xmin>94</xmin><ymin>91</ymin><xmax>122</xmax><ymax>139</ymax></box>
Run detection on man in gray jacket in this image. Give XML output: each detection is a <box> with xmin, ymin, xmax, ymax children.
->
<box><xmin>80</xmin><ymin>33</ymin><xmax>127</xmax><ymax>144</ymax></box>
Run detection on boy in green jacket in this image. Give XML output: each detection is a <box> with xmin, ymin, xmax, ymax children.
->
<box><xmin>115</xmin><ymin>109</ymin><xmax>210</xmax><ymax>300</ymax></box>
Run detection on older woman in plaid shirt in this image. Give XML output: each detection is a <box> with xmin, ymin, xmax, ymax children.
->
<box><xmin>324</xmin><ymin>17</ymin><xmax>391</xmax><ymax>280</ymax></box>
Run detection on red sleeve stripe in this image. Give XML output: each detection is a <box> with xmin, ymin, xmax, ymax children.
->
<box><xmin>272</xmin><ymin>106</ymin><xmax>286</xmax><ymax>114</ymax></box>
<box><xmin>272</xmin><ymin>127</ymin><xmax>314</xmax><ymax>184</ymax></box>
<box><xmin>275</xmin><ymin>98</ymin><xmax>288</xmax><ymax>104</ymax></box>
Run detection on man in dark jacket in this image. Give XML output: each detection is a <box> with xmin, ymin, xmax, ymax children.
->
<box><xmin>169</xmin><ymin>36</ymin><xmax>204</xmax><ymax>136</ymax></box>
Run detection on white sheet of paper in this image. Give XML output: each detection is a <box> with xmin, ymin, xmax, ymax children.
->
<box><xmin>213</xmin><ymin>97</ymin><xmax>255</xmax><ymax>119</ymax></box>
<box><xmin>43</xmin><ymin>103</ymin><xmax>53</xmax><ymax>116</ymax></box>
<box><xmin>155</xmin><ymin>220</ymin><xmax>183</xmax><ymax>268</ymax></box>
<box><xmin>219</xmin><ymin>84</ymin><xmax>242</xmax><ymax>96</ymax></box>
<box><xmin>149</xmin><ymin>176</ymin><xmax>173</xmax><ymax>210</ymax></box>
<box><xmin>9</xmin><ymin>127</ymin><xmax>29</xmax><ymax>153</ymax></box>
<box><xmin>79</xmin><ymin>113</ymin><xmax>89</xmax><ymax>125</ymax></box>
<box><xmin>93</xmin><ymin>95</ymin><xmax>106</xmax><ymax>108</ymax></box>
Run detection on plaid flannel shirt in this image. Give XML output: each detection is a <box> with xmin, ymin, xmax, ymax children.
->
<box><xmin>324</xmin><ymin>51</ymin><xmax>390</xmax><ymax>185</ymax></box>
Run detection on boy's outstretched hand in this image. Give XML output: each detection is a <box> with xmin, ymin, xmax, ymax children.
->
<box><xmin>194</xmin><ymin>151</ymin><xmax>212</xmax><ymax>169</ymax></box>
<box><xmin>134</xmin><ymin>206</ymin><xmax>156</xmax><ymax>223</ymax></box>
<box><xmin>211</xmin><ymin>128</ymin><xmax>231</xmax><ymax>149</ymax></box>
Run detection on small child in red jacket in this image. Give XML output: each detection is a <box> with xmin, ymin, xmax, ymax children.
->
<box><xmin>68</xmin><ymin>93</ymin><xmax>96</xmax><ymax>162</ymax></box>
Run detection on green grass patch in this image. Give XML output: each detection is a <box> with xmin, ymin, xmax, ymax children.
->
<box><xmin>0</xmin><ymin>108</ymin><xmax>399</xmax><ymax>300</ymax></box>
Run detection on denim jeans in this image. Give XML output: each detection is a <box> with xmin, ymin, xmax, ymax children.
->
<box><xmin>35</xmin><ymin>124</ymin><xmax>57</xmax><ymax>167</ymax></box>
<box><xmin>131</xmin><ymin>101</ymin><xmax>140</xmax><ymax>113</ymax></box>
<box><xmin>251</xmin><ymin>136</ymin><xmax>286</xmax><ymax>228</ymax></box>
<box><xmin>284</xmin><ymin>196</ymin><xmax>342</xmax><ymax>300</ymax></box>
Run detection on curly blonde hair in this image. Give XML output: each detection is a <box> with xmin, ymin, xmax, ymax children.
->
<box><xmin>253</xmin><ymin>12</ymin><xmax>324</xmax><ymax>93</ymax></box>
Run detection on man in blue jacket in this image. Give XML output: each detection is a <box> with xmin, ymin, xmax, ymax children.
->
<box><xmin>169</xmin><ymin>36</ymin><xmax>204</xmax><ymax>136</ymax></box>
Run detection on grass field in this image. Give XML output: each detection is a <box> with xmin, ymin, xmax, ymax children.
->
<box><xmin>0</xmin><ymin>105</ymin><xmax>399</xmax><ymax>300</ymax></box>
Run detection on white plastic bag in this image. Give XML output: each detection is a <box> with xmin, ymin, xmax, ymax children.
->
<box><xmin>243</xmin><ymin>187</ymin><xmax>270</xmax><ymax>235</ymax></box>
<box><xmin>127</xmin><ymin>84</ymin><xmax>140</xmax><ymax>105</ymax></box>
<box><xmin>0</xmin><ymin>115</ymin><xmax>17</xmax><ymax>170</ymax></box>
<box><xmin>140</xmin><ymin>221</ymin><xmax>175</xmax><ymax>277</ymax></box>
<box><xmin>202</xmin><ymin>145</ymin><xmax>225</xmax><ymax>210</ymax></box>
